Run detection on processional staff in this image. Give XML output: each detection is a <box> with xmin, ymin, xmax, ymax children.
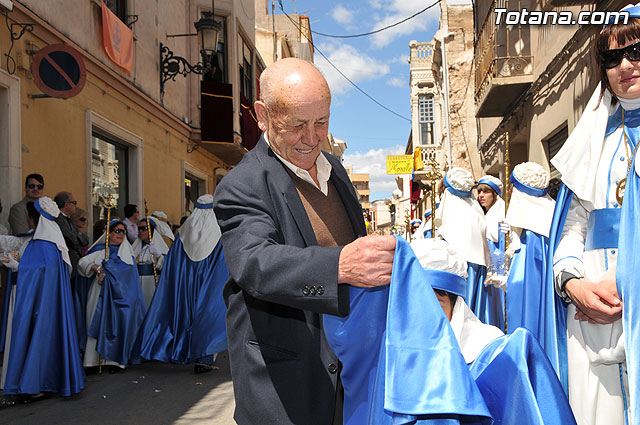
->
<box><xmin>504</xmin><ymin>131</ymin><xmax>511</xmax><ymax>333</ymax></box>
<box><xmin>99</xmin><ymin>195</ymin><xmax>116</xmax><ymax>374</ymax></box>
<box><xmin>424</xmin><ymin>158</ymin><xmax>442</xmax><ymax>238</ymax></box>
<box><xmin>144</xmin><ymin>199</ymin><xmax>158</xmax><ymax>286</ymax></box>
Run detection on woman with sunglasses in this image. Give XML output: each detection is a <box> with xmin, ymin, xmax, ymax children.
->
<box><xmin>551</xmin><ymin>5</ymin><xmax>640</xmax><ymax>424</ymax></box>
<box><xmin>77</xmin><ymin>219</ymin><xmax>145</xmax><ymax>372</ymax></box>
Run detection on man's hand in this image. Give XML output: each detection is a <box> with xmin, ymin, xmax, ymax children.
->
<box><xmin>566</xmin><ymin>278</ymin><xmax>622</xmax><ymax>324</ymax></box>
<box><xmin>338</xmin><ymin>235</ymin><xmax>395</xmax><ymax>288</ymax></box>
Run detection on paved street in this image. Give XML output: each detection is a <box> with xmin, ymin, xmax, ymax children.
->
<box><xmin>2</xmin><ymin>352</ymin><xmax>235</xmax><ymax>425</ymax></box>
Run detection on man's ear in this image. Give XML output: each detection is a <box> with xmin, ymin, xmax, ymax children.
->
<box><xmin>254</xmin><ymin>101</ymin><xmax>269</xmax><ymax>132</ymax></box>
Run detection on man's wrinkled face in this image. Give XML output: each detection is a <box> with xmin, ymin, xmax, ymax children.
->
<box><xmin>264</xmin><ymin>97</ymin><xmax>330</xmax><ymax>171</ymax></box>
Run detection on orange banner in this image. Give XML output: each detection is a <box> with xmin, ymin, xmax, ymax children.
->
<box><xmin>101</xmin><ymin>0</ymin><xmax>133</xmax><ymax>72</ymax></box>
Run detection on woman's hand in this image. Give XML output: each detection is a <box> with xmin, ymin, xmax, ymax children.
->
<box><xmin>566</xmin><ymin>278</ymin><xmax>622</xmax><ymax>324</ymax></box>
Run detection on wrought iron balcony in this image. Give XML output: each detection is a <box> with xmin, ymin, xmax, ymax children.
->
<box><xmin>475</xmin><ymin>0</ymin><xmax>534</xmax><ymax>117</ymax></box>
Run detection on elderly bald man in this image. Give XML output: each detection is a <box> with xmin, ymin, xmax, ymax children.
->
<box><xmin>214</xmin><ymin>58</ymin><xmax>395</xmax><ymax>425</ymax></box>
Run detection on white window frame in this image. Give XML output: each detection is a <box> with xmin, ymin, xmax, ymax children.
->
<box><xmin>86</xmin><ymin>110</ymin><xmax>143</xmax><ymax>239</ymax></box>
<box><xmin>0</xmin><ymin>70</ymin><xmax>21</xmax><ymax>230</ymax></box>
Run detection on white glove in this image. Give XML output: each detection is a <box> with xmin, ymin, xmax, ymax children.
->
<box><xmin>149</xmin><ymin>245</ymin><xmax>161</xmax><ymax>258</ymax></box>
<box><xmin>0</xmin><ymin>253</ymin><xmax>19</xmax><ymax>271</ymax></box>
<box><xmin>485</xmin><ymin>274</ymin><xmax>507</xmax><ymax>292</ymax></box>
<box><xmin>499</xmin><ymin>220</ymin><xmax>511</xmax><ymax>235</ymax></box>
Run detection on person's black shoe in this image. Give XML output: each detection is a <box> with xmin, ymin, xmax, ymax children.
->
<box><xmin>0</xmin><ymin>395</ymin><xmax>18</xmax><ymax>409</ymax></box>
<box><xmin>17</xmin><ymin>393</ymin><xmax>52</xmax><ymax>404</ymax></box>
<box><xmin>107</xmin><ymin>365</ymin><xmax>123</xmax><ymax>374</ymax></box>
<box><xmin>194</xmin><ymin>363</ymin><xmax>218</xmax><ymax>374</ymax></box>
<box><xmin>84</xmin><ymin>366</ymin><xmax>99</xmax><ymax>375</ymax></box>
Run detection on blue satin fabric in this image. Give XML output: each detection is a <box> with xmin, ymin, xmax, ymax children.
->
<box><xmin>4</xmin><ymin>240</ymin><xmax>85</xmax><ymax>396</ymax></box>
<box><xmin>469</xmin><ymin>328</ymin><xmax>576</xmax><ymax>425</ymax></box>
<box><xmin>133</xmin><ymin>236</ymin><xmax>229</xmax><ymax>364</ymax></box>
<box><xmin>546</xmin><ymin>184</ymin><xmax>573</xmax><ymax>393</ymax></box>
<box><xmin>444</xmin><ymin>175</ymin><xmax>472</xmax><ymax>198</ymax></box>
<box><xmin>324</xmin><ymin>236</ymin><xmax>491</xmax><ymax>425</ymax></box>
<box><xmin>73</xmin><ymin>274</ymin><xmax>92</xmax><ymax>352</ymax></box>
<box><xmin>137</xmin><ymin>263</ymin><xmax>155</xmax><ymax>276</ymax></box>
<box><xmin>466</xmin><ymin>263</ymin><xmax>504</xmax><ymax>331</ymax></box>
<box><xmin>87</xmin><ymin>245</ymin><xmax>146</xmax><ymax>365</ymax></box>
<box><xmin>585</xmin><ymin>208</ymin><xmax>620</xmax><ymax>250</ymax></box>
<box><xmin>616</xmin><ymin>109</ymin><xmax>640</xmax><ymax>425</ymax></box>
<box><xmin>506</xmin><ymin>229</ymin><xmax>567</xmax><ymax>389</ymax></box>
<box><xmin>510</xmin><ymin>174</ymin><xmax>549</xmax><ymax>197</ymax></box>
<box><xmin>323</xmin><ymin>285</ymin><xmax>390</xmax><ymax>424</ymax></box>
<box><xmin>0</xmin><ymin>269</ymin><xmax>17</xmax><ymax>353</ymax></box>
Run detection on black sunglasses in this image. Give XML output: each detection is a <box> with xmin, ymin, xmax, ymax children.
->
<box><xmin>112</xmin><ymin>228</ymin><xmax>126</xmax><ymax>235</ymax></box>
<box><xmin>27</xmin><ymin>184</ymin><xmax>44</xmax><ymax>190</ymax></box>
<box><xmin>67</xmin><ymin>200</ymin><xmax>77</xmax><ymax>205</ymax></box>
<box><xmin>138</xmin><ymin>226</ymin><xmax>148</xmax><ymax>231</ymax></box>
<box><xmin>601</xmin><ymin>41</ymin><xmax>640</xmax><ymax>69</ymax></box>
<box><xmin>79</xmin><ymin>217</ymin><xmax>87</xmax><ymax>222</ymax></box>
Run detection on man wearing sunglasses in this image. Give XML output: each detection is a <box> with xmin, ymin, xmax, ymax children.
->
<box><xmin>8</xmin><ymin>173</ymin><xmax>44</xmax><ymax>236</ymax></box>
<box><xmin>54</xmin><ymin>191</ymin><xmax>89</xmax><ymax>282</ymax></box>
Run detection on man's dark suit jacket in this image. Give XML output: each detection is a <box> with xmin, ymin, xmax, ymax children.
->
<box><xmin>55</xmin><ymin>214</ymin><xmax>89</xmax><ymax>278</ymax></box>
<box><xmin>214</xmin><ymin>137</ymin><xmax>366</xmax><ymax>425</ymax></box>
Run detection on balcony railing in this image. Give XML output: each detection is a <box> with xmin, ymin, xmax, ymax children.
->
<box><xmin>410</xmin><ymin>41</ymin><xmax>435</xmax><ymax>68</ymax></box>
<box><xmin>412</xmin><ymin>145</ymin><xmax>446</xmax><ymax>181</ymax></box>
<box><xmin>475</xmin><ymin>0</ymin><xmax>534</xmax><ymax>115</ymax></box>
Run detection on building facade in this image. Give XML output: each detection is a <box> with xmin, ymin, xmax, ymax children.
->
<box><xmin>407</xmin><ymin>0</ymin><xmax>479</xmax><ymax>220</ymax></box>
<box><xmin>474</xmin><ymin>0</ymin><xmax>622</xmax><ymax>185</ymax></box>
<box><xmin>0</xmin><ymin>0</ymin><xmax>263</xmax><ymax>236</ymax></box>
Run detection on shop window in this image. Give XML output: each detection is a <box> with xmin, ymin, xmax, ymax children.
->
<box><xmin>91</xmin><ymin>133</ymin><xmax>130</xmax><ymax>222</ymax></box>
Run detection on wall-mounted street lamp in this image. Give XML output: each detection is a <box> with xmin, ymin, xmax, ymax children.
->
<box><xmin>160</xmin><ymin>9</ymin><xmax>222</xmax><ymax>98</ymax></box>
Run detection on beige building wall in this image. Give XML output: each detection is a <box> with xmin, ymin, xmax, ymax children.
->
<box><xmin>444</xmin><ymin>3</ymin><xmax>481</xmax><ymax>178</ymax></box>
<box><xmin>0</xmin><ymin>0</ymin><xmax>260</xmax><ymax>233</ymax></box>
<box><xmin>254</xmin><ymin>1</ymin><xmax>314</xmax><ymax>67</ymax></box>
<box><xmin>344</xmin><ymin>166</ymin><xmax>371</xmax><ymax>212</ymax></box>
<box><xmin>475</xmin><ymin>2</ymin><xmax>602</xmax><ymax>181</ymax></box>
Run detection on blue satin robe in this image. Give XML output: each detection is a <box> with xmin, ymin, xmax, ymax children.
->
<box><xmin>4</xmin><ymin>240</ymin><xmax>85</xmax><ymax>396</ymax></box>
<box><xmin>133</xmin><ymin>236</ymin><xmax>229</xmax><ymax>364</ymax></box>
<box><xmin>324</xmin><ymin>236</ymin><xmax>575</xmax><ymax>425</ymax></box>
<box><xmin>466</xmin><ymin>263</ymin><xmax>504</xmax><ymax>331</ymax></box>
<box><xmin>73</xmin><ymin>274</ymin><xmax>92</xmax><ymax>352</ymax></box>
<box><xmin>324</xmin><ymin>236</ymin><xmax>491</xmax><ymax>425</ymax></box>
<box><xmin>615</xmin><ymin>108</ymin><xmax>640</xmax><ymax>424</ymax></box>
<box><xmin>0</xmin><ymin>269</ymin><xmax>17</xmax><ymax>353</ymax></box>
<box><xmin>87</xmin><ymin>245</ymin><xmax>146</xmax><ymax>365</ymax></box>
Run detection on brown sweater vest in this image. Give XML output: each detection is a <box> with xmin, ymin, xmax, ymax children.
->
<box><xmin>286</xmin><ymin>170</ymin><xmax>356</xmax><ymax>247</ymax></box>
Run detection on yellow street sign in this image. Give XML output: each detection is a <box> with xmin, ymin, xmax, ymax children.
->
<box><xmin>386</xmin><ymin>155</ymin><xmax>413</xmax><ymax>175</ymax></box>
